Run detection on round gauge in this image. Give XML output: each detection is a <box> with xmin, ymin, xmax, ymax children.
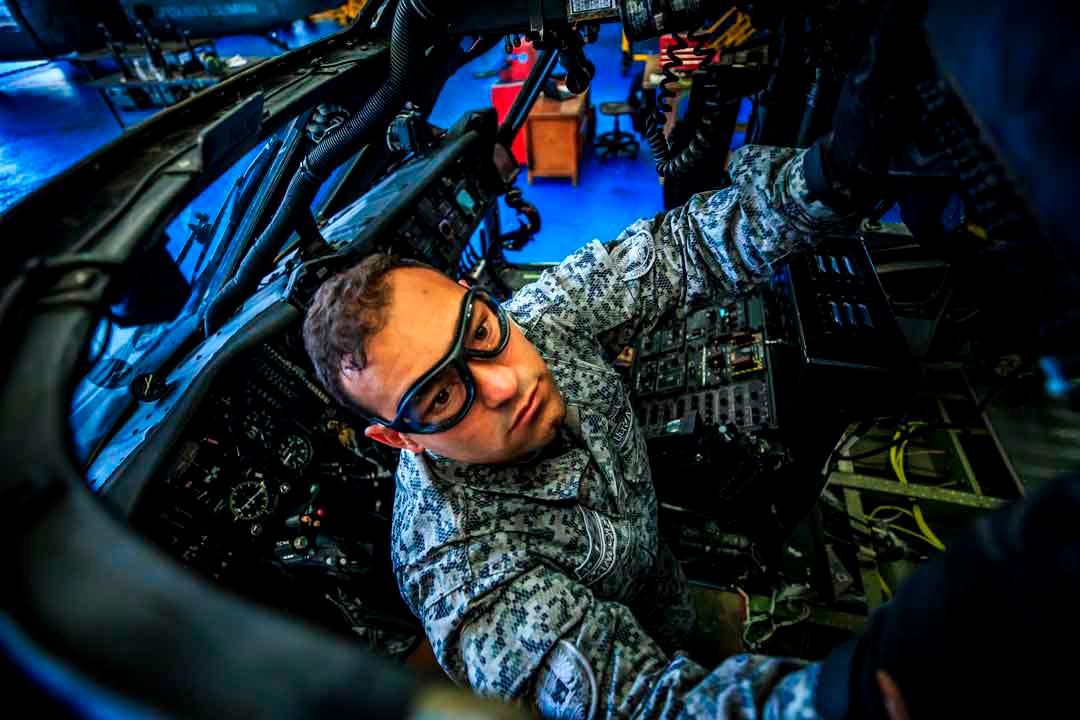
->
<box><xmin>278</xmin><ymin>434</ymin><xmax>313</xmax><ymax>472</ymax></box>
<box><xmin>242</xmin><ymin>409</ymin><xmax>274</xmax><ymax>448</ymax></box>
<box><xmin>229</xmin><ymin>480</ymin><xmax>272</xmax><ymax>521</ymax></box>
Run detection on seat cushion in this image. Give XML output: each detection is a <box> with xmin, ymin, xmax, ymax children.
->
<box><xmin>599</xmin><ymin>102</ymin><xmax>634</xmax><ymax>116</ymax></box>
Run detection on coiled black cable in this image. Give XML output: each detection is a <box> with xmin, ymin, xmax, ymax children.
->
<box><xmin>502</xmin><ymin>187</ymin><xmax>541</xmax><ymax>250</ymax></box>
<box><xmin>643</xmin><ymin>23</ymin><xmax>744</xmax><ymax>179</ymax></box>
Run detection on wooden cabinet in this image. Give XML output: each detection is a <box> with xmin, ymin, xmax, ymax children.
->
<box><xmin>524</xmin><ymin>89</ymin><xmax>593</xmax><ymax>185</ymax></box>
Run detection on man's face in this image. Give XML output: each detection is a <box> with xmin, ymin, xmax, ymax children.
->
<box><xmin>343</xmin><ymin>267</ymin><xmax>566</xmax><ymax>464</ymax></box>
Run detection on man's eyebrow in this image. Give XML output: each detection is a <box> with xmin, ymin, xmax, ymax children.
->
<box><xmin>391</xmin><ymin>292</ymin><xmax>467</xmax><ymax>408</ymax></box>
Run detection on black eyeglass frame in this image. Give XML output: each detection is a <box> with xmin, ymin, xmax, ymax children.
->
<box><xmin>364</xmin><ymin>286</ymin><xmax>510</xmax><ymax>435</ymax></box>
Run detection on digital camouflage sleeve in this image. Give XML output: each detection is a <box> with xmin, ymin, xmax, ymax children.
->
<box><xmin>392</xmin><ymin>145</ymin><xmax>861</xmax><ymax>719</ymax></box>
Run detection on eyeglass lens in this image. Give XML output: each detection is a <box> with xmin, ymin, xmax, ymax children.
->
<box><xmin>400</xmin><ymin>294</ymin><xmax>506</xmax><ymax>427</ymax></box>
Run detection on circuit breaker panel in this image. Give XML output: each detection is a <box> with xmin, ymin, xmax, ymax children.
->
<box><xmin>631</xmin><ymin>296</ymin><xmax>778</xmax><ymax>438</ymax></box>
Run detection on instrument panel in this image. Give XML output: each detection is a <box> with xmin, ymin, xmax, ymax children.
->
<box><xmin>313</xmin><ymin>127</ymin><xmax>497</xmax><ymax>284</ymax></box>
<box><xmin>632</xmin><ymin>296</ymin><xmax>777</xmax><ymax>438</ymax></box>
<box><xmin>111</xmin><ymin>122</ymin><xmax>511</xmax><ymax>659</ymax></box>
<box><xmin>132</xmin><ymin>329</ymin><xmax>418</xmax><ymax>656</ymax></box>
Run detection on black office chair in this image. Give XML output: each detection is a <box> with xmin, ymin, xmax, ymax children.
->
<box><xmin>596</xmin><ymin>69</ymin><xmax>644</xmax><ymax>159</ymax></box>
<box><xmin>596</xmin><ymin>102</ymin><xmax>640</xmax><ymax>158</ymax></box>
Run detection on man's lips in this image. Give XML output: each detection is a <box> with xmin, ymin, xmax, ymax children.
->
<box><xmin>510</xmin><ymin>382</ymin><xmax>540</xmax><ymax>431</ymax></box>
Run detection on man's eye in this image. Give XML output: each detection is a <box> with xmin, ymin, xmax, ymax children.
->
<box><xmin>423</xmin><ymin>380</ymin><xmax>462</xmax><ymax>421</ymax></box>
<box><xmin>474</xmin><ymin>322</ymin><xmax>489</xmax><ymax>342</ymax></box>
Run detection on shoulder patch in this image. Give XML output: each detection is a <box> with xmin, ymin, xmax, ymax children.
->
<box><xmin>610</xmin><ymin>396</ymin><xmax>634</xmax><ymax>452</ymax></box>
<box><xmin>534</xmin><ymin>640</ymin><xmax>598</xmax><ymax>720</ymax></box>
<box><xmin>610</xmin><ymin>229</ymin><xmax>655</xmax><ymax>281</ymax></box>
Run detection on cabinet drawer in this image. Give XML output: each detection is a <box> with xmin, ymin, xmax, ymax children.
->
<box><xmin>528</xmin><ymin>119</ymin><xmax>576</xmax><ymax>173</ymax></box>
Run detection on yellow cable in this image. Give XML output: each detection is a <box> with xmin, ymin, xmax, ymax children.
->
<box><xmin>704</xmin><ymin>7</ymin><xmax>739</xmax><ymax>34</ymax></box>
<box><xmin>891</xmin><ymin>426</ymin><xmax>946</xmax><ymax>551</ymax></box>
<box><xmin>885</xmin><ymin>522</ymin><xmax>945</xmax><ymax>549</ymax></box>
<box><xmin>868</xmin><ymin>505</ymin><xmax>915</xmax><ymax>520</ymax></box>
<box><xmin>912</xmin><ymin>506</ymin><xmax>945</xmax><ymax>550</ymax></box>
<box><xmin>878</xmin><ymin>575</ymin><xmax>893</xmax><ymax>600</ymax></box>
<box><xmin>731</xmin><ymin>22</ymin><xmax>755</xmax><ymax>46</ymax></box>
<box><xmin>704</xmin><ymin>10</ymin><xmax>755</xmax><ymax>50</ymax></box>
<box><xmin>900</xmin><ymin>444</ymin><xmax>946</xmax><ymax>550</ymax></box>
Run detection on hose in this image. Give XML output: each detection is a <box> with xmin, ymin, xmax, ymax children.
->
<box><xmin>203</xmin><ymin>0</ymin><xmax>439</xmax><ymax>335</ymax></box>
<box><xmin>645</xmin><ymin>30</ymin><xmax>714</xmax><ymax>179</ymax></box>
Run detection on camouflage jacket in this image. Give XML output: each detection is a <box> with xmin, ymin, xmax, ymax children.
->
<box><xmin>391</xmin><ymin>146</ymin><xmax>860</xmax><ymax>718</ymax></box>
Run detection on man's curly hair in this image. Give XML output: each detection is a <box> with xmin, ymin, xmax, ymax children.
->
<box><xmin>303</xmin><ymin>253</ymin><xmax>427</xmax><ymax>416</ymax></box>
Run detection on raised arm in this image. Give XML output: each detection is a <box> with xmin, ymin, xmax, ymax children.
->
<box><xmin>505</xmin><ymin>145</ymin><xmax>861</xmax><ymax>356</ymax></box>
<box><xmin>412</xmin><ymin>560</ymin><xmax>820</xmax><ymax>720</ymax></box>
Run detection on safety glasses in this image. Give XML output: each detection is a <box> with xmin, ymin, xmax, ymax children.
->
<box><xmin>366</xmin><ymin>286</ymin><xmax>510</xmax><ymax>434</ymax></box>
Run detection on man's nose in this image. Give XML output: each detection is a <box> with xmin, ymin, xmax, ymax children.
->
<box><xmin>469</xmin><ymin>360</ymin><xmax>518</xmax><ymax>408</ymax></box>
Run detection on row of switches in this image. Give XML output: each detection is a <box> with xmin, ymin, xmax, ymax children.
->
<box><xmin>827</xmin><ymin>300</ymin><xmax>873</xmax><ymax>329</ymax></box>
<box><xmin>815</xmin><ymin>254</ymin><xmax>857</xmax><ymax>277</ymax></box>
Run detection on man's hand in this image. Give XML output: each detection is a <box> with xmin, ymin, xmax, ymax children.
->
<box><xmin>877</xmin><ymin>671</ymin><xmax>912</xmax><ymax>720</ymax></box>
<box><xmin>804</xmin><ymin>0</ymin><xmax>937</xmax><ymax>212</ymax></box>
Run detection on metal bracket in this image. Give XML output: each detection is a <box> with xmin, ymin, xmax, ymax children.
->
<box><xmin>830</xmin><ymin>471</ymin><xmax>1007</xmax><ymax>510</ymax></box>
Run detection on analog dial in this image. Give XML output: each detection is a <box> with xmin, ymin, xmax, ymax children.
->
<box><xmin>242</xmin><ymin>409</ymin><xmax>274</xmax><ymax>448</ymax></box>
<box><xmin>229</xmin><ymin>480</ymin><xmax>272</xmax><ymax>521</ymax></box>
<box><xmin>278</xmin><ymin>434</ymin><xmax>313</xmax><ymax>472</ymax></box>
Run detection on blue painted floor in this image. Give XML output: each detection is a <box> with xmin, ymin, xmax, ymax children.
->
<box><xmin>429</xmin><ymin>25</ymin><xmax>671</xmax><ymax>263</ymax></box>
<box><xmin>0</xmin><ymin>21</ymin><xmax>747</xmax><ymax>263</ymax></box>
<box><xmin>0</xmin><ymin>20</ymin><xmax>340</xmax><ymax>215</ymax></box>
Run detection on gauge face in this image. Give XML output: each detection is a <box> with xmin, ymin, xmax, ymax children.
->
<box><xmin>278</xmin><ymin>434</ymin><xmax>313</xmax><ymax>472</ymax></box>
<box><xmin>229</xmin><ymin>480</ymin><xmax>272</xmax><ymax>521</ymax></box>
<box><xmin>242</xmin><ymin>409</ymin><xmax>274</xmax><ymax>448</ymax></box>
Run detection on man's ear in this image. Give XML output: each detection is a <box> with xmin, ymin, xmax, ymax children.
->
<box><xmin>457</xmin><ymin>277</ymin><xmax>470</xmax><ymax>288</ymax></box>
<box><xmin>365</xmin><ymin>424</ymin><xmax>424</xmax><ymax>453</ymax></box>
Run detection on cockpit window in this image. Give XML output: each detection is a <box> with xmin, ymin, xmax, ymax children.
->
<box><xmin>71</xmin><ymin>142</ymin><xmax>264</xmax><ymax>465</ymax></box>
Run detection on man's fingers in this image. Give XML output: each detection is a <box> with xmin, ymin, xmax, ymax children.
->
<box><xmin>877</xmin><ymin>670</ymin><xmax>913</xmax><ymax>720</ymax></box>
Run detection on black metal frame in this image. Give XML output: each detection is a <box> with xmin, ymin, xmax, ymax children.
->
<box><xmin>496</xmin><ymin>47</ymin><xmax>560</xmax><ymax>149</ymax></box>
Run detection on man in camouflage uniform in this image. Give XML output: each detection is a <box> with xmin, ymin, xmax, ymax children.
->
<box><xmin>302</xmin><ymin>3</ymin><xmax>929</xmax><ymax>717</ymax></box>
